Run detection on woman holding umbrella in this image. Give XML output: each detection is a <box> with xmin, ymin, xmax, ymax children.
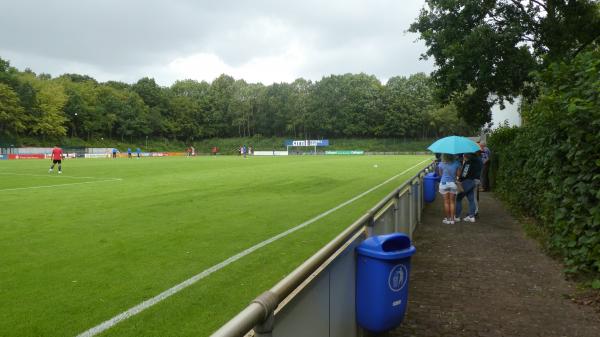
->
<box><xmin>437</xmin><ymin>154</ymin><xmax>461</xmax><ymax>224</ymax></box>
<box><xmin>428</xmin><ymin>136</ymin><xmax>481</xmax><ymax>225</ymax></box>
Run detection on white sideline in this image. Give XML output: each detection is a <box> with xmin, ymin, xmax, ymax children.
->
<box><xmin>76</xmin><ymin>158</ymin><xmax>431</xmax><ymax>337</ymax></box>
<box><xmin>0</xmin><ymin>178</ymin><xmax>122</xmax><ymax>192</ymax></box>
<box><xmin>0</xmin><ymin>172</ymin><xmax>122</xmax><ymax>180</ymax></box>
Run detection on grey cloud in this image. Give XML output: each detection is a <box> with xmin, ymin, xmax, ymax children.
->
<box><xmin>1</xmin><ymin>0</ymin><xmax>212</xmax><ymax>66</ymax></box>
<box><xmin>0</xmin><ymin>0</ymin><xmax>433</xmax><ymax>84</ymax></box>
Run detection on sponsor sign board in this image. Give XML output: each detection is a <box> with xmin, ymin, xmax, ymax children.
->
<box><xmin>325</xmin><ymin>150</ymin><xmax>364</xmax><ymax>155</ymax></box>
<box><xmin>8</xmin><ymin>154</ymin><xmax>45</xmax><ymax>159</ymax></box>
<box><xmin>285</xmin><ymin>139</ymin><xmax>329</xmax><ymax>147</ymax></box>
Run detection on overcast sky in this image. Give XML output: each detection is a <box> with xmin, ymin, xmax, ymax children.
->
<box><xmin>0</xmin><ymin>0</ymin><xmax>435</xmax><ymax>86</ymax></box>
<box><xmin>0</xmin><ymin>0</ymin><xmax>522</xmax><ymax>125</ymax></box>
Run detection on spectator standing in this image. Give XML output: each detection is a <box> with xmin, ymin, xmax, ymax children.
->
<box><xmin>112</xmin><ymin>148</ymin><xmax>118</xmax><ymax>159</ymax></box>
<box><xmin>437</xmin><ymin>154</ymin><xmax>460</xmax><ymax>224</ymax></box>
<box><xmin>434</xmin><ymin>153</ymin><xmax>442</xmax><ymax>172</ymax></box>
<box><xmin>127</xmin><ymin>148</ymin><xmax>132</xmax><ymax>158</ymax></box>
<box><xmin>455</xmin><ymin>153</ymin><xmax>482</xmax><ymax>222</ymax></box>
<box><xmin>479</xmin><ymin>141</ymin><xmax>491</xmax><ymax>191</ymax></box>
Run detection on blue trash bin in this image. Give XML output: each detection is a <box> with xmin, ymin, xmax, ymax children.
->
<box><xmin>424</xmin><ymin>172</ymin><xmax>439</xmax><ymax>203</ymax></box>
<box><xmin>356</xmin><ymin>233</ymin><xmax>416</xmax><ymax>333</ymax></box>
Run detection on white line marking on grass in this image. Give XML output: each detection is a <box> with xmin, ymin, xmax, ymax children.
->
<box><xmin>0</xmin><ymin>172</ymin><xmax>121</xmax><ymax>180</ymax></box>
<box><xmin>76</xmin><ymin>158</ymin><xmax>430</xmax><ymax>337</ymax></box>
<box><xmin>0</xmin><ymin>179</ymin><xmax>122</xmax><ymax>192</ymax></box>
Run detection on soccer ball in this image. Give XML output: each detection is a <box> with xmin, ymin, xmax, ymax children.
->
<box><xmin>373</xmin><ymin>164</ymin><xmax>378</xmax><ymax>168</ymax></box>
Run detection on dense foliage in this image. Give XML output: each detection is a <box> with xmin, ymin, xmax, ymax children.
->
<box><xmin>0</xmin><ymin>57</ymin><xmax>476</xmax><ymax>145</ymax></box>
<box><xmin>410</xmin><ymin>0</ymin><xmax>600</xmax><ymax>126</ymax></box>
<box><xmin>488</xmin><ymin>48</ymin><xmax>600</xmax><ymax>280</ymax></box>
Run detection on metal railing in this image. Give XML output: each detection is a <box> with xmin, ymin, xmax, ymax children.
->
<box><xmin>211</xmin><ymin>162</ymin><xmax>434</xmax><ymax>337</ymax></box>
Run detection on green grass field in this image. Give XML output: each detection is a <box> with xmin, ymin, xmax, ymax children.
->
<box><xmin>0</xmin><ymin>155</ymin><xmax>429</xmax><ymax>337</ymax></box>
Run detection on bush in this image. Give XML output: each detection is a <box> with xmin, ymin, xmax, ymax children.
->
<box><xmin>489</xmin><ymin>48</ymin><xmax>600</xmax><ymax>277</ymax></box>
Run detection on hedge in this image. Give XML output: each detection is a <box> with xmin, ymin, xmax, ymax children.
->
<box><xmin>488</xmin><ymin>48</ymin><xmax>600</xmax><ymax>281</ymax></box>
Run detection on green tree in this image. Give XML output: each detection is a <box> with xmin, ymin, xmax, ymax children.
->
<box><xmin>19</xmin><ymin>73</ymin><xmax>68</xmax><ymax>138</ymax></box>
<box><xmin>306</xmin><ymin>75</ymin><xmax>344</xmax><ymax>137</ymax></box>
<box><xmin>132</xmin><ymin>77</ymin><xmax>173</xmax><ymax>138</ymax></box>
<box><xmin>339</xmin><ymin>73</ymin><xmax>383</xmax><ymax>137</ymax></box>
<box><xmin>259</xmin><ymin>83</ymin><xmax>296</xmax><ymax>137</ymax></box>
<box><xmin>0</xmin><ymin>57</ymin><xmax>20</xmax><ymax>88</ymax></box>
<box><xmin>96</xmin><ymin>85</ymin><xmax>123</xmax><ymax>139</ymax></box>
<box><xmin>171</xmin><ymin>79</ymin><xmax>211</xmax><ymax>100</ymax></box>
<box><xmin>410</xmin><ymin>0</ymin><xmax>600</xmax><ymax>126</ymax></box>
<box><xmin>1</xmin><ymin>54</ymin><xmax>483</xmax><ymax>142</ymax></box>
<box><xmin>289</xmin><ymin>78</ymin><xmax>312</xmax><ymax>138</ymax></box>
<box><xmin>105</xmin><ymin>88</ymin><xmax>151</xmax><ymax>142</ymax></box>
<box><xmin>207</xmin><ymin>74</ymin><xmax>236</xmax><ymax>137</ymax></box>
<box><xmin>58</xmin><ymin>75</ymin><xmax>100</xmax><ymax>139</ymax></box>
<box><xmin>170</xmin><ymin>79</ymin><xmax>211</xmax><ymax>139</ymax></box>
<box><xmin>169</xmin><ymin>95</ymin><xmax>201</xmax><ymax>141</ymax></box>
<box><xmin>0</xmin><ymin>83</ymin><xmax>27</xmax><ymax>136</ymax></box>
<box><xmin>382</xmin><ymin>73</ymin><xmax>436</xmax><ymax>138</ymax></box>
<box><xmin>230</xmin><ymin>81</ymin><xmax>264</xmax><ymax>138</ymax></box>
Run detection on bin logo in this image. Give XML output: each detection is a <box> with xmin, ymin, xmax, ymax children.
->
<box><xmin>388</xmin><ymin>264</ymin><xmax>408</xmax><ymax>292</ymax></box>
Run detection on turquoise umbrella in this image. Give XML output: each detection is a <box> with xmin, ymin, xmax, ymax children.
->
<box><xmin>427</xmin><ymin>136</ymin><xmax>480</xmax><ymax>154</ymax></box>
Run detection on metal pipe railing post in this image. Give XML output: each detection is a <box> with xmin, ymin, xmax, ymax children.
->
<box><xmin>398</xmin><ymin>191</ymin><xmax>410</xmax><ymax>235</ymax></box>
<box><xmin>394</xmin><ymin>193</ymin><xmax>401</xmax><ymax>232</ymax></box>
<box><xmin>408</xmin><ymin>185</ymin><xmax>415</xmax><ymax>232</ymax></box>
<box><xmin>365</xmin><ymin>213</ymin><xmax>375</xmax><ymax>237</ymax></box>
<box><xmin>417</xmin><ymin>179</ymin><xmax>422</xmax><ymax>224</ymax></box>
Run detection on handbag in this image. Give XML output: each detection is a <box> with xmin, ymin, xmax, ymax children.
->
<box><xmin>456</xmin><ymin>181</ymin><xmax>464</xmax><ymax>193</ymax></box>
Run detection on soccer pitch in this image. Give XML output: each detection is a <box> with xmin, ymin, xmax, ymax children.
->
<box><xmin>0</xmin><ymin>155</ymin><xmax>430</xmax><ymax>337</ymax></box>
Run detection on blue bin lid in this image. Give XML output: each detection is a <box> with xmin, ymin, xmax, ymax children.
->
<box><xmin>357</xmin><ymin>232</ymin><xmax>416</xmax><ymax>260</ymax></box>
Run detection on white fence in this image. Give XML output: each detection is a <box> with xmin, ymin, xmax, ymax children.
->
<box><xmin>254</xmin><ymin>151</ymin><xmax>289</xmax><ymax>156</ymax></box>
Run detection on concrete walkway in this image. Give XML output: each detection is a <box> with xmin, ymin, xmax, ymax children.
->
<box><xmin>389</xmin><ymin>192</ymin><xmax>600</xmax><ymax>337</ymax></box>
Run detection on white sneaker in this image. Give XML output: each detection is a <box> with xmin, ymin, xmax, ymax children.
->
<box><xmin>464</xmin><ymin>215</ymin><xmax>476</xmax><ymax>222</ymax></box>
<box><xmin>442</xmin><ymin>218</ymin><xmax>450</xmax><ymax>224</ymax></box>
<box><xmin>454</xmin><ymin>216</ymin><xmax>461</xmax><ymax>222</ymax></box>
<box><xmin>58</xmin><ymin>171</ymin><xmax>62</xmax><ymax>174</ymax></box>
<box><xmin>449</xmin><ymin>220</ymin><xmax>455</xmax><ymax>225</ymax></box>
<box><xmin>48</xmin><ymin>169</ymin><xmax>52</xmax><ymax>173</ymax></box>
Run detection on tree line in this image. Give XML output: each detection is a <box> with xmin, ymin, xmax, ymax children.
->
<box><xmin>0</xmin><ymin>57</ymin><xmax>477</xmax><ymax>144</ymax></box>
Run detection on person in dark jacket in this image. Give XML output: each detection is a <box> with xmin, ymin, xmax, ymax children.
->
<box><xmin>478</xmin><ymin>140</ymin><xmax>491</xmax><ymax>191</ymax></box>
<box><xmin>455</xmin><ymin>153</ymin><xmax>482</xmax><ymax>222</ymax></box>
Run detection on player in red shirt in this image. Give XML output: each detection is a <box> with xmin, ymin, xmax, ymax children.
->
<box><xmin>48</xmin><ymin>145</ymin><xmax>63</xmax><ymax>174</ymax></box>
